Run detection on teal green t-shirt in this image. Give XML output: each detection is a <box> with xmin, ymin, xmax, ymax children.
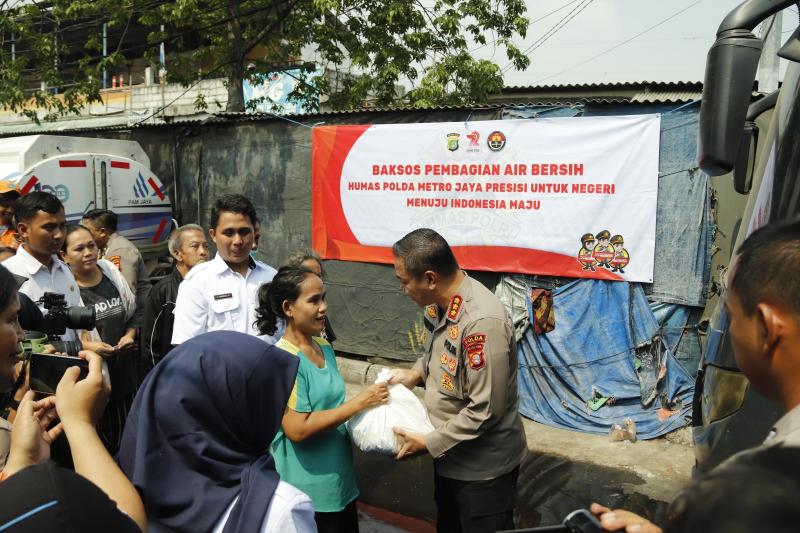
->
<box><xmin>270</xmin><ymin>337</ymin><xmax>359</xmax><ymax>512</ymax></box>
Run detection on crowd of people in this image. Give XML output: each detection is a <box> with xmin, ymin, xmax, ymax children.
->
<box><xmin>0</xmin><ymin>181</ymin><xmax>797</xmax><ymax>533</ymax></box>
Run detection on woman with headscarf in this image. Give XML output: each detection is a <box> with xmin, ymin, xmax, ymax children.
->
<box><xmin>118</xmin><ymin>330</ymin><xmax>316</xmax><ymax>533</ymax></box>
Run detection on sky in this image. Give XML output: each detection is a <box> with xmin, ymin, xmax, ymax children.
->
<box><xmin>490</xmin><ymin>0</ymin><xmax>799</xmax><ymax>87</ymax></box>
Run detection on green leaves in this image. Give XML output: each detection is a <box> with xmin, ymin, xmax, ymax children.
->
<box><xmin>407</xmin><ymin>55</ymin><xmax>504</xmax><ymax>107</ymax></box>
<box><xmin>1</xmin><ymin>0</ymin><xmax>529</xmax><ymax>119</ymax></box>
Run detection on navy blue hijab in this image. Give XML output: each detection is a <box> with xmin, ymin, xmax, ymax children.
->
<box><xmin>118</xmin><ymin>331</ymin><xmax>299</xmax><ymax>533</ymax></box>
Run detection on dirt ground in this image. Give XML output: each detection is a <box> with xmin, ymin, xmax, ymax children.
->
<box><xmin>341</xmin><ymin>359</ymin><xmax>693</xmax><ymax>529</ymax></box>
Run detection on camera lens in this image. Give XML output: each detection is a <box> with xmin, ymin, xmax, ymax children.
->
<box><xmin>65</xmin><ymin>305</ymin><xmax>96</xmax><ymax>331</ymax></box>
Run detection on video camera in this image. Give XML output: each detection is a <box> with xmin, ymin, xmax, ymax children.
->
<box><xmin>19</xmin><ymin>292</ymin><xmax>95</xmax><ymax>357</ymax></box>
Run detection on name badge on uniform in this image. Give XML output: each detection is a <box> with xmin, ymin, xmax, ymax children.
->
<box><xmin>444</xmin><ymin>339</ymin><xmax>457</xmax><ymax>355</ymax></box>
<box><xmin>214</xmin><ymin>293</ymin><xmax>233</xmax><ymax>300</ymax></box>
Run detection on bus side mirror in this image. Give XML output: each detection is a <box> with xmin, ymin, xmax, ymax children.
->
<box><xmin>732</xmin><ymin>122</ymin><xmax>757</xmax><ymax>195</ymax></box>
<box><xmin>698</xmin><ymin>31</ymin><xmax>762</xmax><ymax>176</ymax></box>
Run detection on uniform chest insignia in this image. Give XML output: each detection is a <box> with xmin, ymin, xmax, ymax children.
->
<box><xmin>440</xmin><ymin>373</ymin><xmax>455</xmax><ymax>392</ymax></box>
<box><xmin>449</xmin><ymin>325</ymin><xmax>459</xmax><ymax>340</ymax></box>
<box><xmin>463</xmin><ymin>333</ymin><xmax>487</xmax><ymax>371</ymax></box>
<box><xmin>439</xmin><ymin>352</ymin><xmax>458</xmax><ymax>374</ymax></box>
<box><xmin>214</xmin><ymin>293</ymin><xmax>233</xmax><ymax>300</ymax></box>
<box><xmin>426</xmin><ymin>305</ymin><xmax>438</xmax><ymax>319</ymax></box>
<box><xmin>444</xmin><ymin>339</ymin><xmax>457</xmax><ymax>355</ymax></box>
<box><xmin>447</xmin><ymin>294</ymin><xmax>463</xmax><ymax>321</ymax></box>
<box><xmin>109</xmin><ymin>255</ymin><xmax>122</xmax><ymax>270</ymax></box>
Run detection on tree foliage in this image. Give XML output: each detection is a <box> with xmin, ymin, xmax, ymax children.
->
<box><xmin>0</xmin><ymin>0</ymin><xmax>529</xmax><ymax>118</ymax></box>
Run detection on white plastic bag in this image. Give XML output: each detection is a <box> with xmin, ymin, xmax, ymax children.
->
<box><xmin>347</xmin><ymin>368</ymin><xmax>435</xmax><ymax>454</ymax></box>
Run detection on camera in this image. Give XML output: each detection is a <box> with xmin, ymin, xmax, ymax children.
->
<box><xmin>39</xmin><ymin>292</ymin><xmax>95</xmax><ymax>335</ymax></box>
<box><xmin>18</xmin><ymin>292</ymin><xmax>96</xmax><ymax>357</ymax></box>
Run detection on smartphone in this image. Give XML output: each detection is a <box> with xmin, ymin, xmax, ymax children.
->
<box><xmin>29</xmin><ymin>353</ymin><xmax>88</xmax><ymax>395</ymax></box>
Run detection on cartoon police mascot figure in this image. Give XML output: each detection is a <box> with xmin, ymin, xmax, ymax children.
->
<box><xmin>610</xmin><ymin>234</ymin><xmax>630</xmax><ymax>273</ymax></box>
<box><xmin>578</xmin><ymin>233</ymin><xmax>597</xmax><ymax>271</ymax></box>
<box><xmin>592</xmin><ymin>230</ymin><xmax>614</xmax><ymax>268</ymax></box>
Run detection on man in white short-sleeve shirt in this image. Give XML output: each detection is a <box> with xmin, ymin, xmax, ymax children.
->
<box><xmin>2</xmin><ymin>192</ymin><xmax>81</xmax><ymax>343</ymax></box>
<box><xmin>171</xmin><ymin>194</ymin><xmax>282</xmax><ymax>345</ymax></box>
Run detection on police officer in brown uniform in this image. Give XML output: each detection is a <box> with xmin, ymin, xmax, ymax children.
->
<box><xmin>389</xmin><ymin>228</ymin><xmax>527</xmax><ymax>533</ymax></box>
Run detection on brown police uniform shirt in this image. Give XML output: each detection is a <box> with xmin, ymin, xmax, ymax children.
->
<box><xmin>103</xmin><ymin>232</ymin><xmax>150</xmax><ymax>324</ymax></box>
<box><xmin>412</xmin><ymin>274</ymin><xmax>527</xmax><ymax>481</ymax></box>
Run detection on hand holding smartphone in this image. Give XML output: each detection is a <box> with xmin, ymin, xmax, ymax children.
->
<box><xmin>29</xmin><ymin>353</ymin><xmax>89</xmax><ymax>396</ymax></box>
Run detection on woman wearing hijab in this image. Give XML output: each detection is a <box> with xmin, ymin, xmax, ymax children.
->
<box><xmin>118</xmin><ymin>330</ymin><xmax>316</xmax><ymax>533</ymax></box>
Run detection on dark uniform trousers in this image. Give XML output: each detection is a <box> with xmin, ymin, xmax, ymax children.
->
<box><xmin>434</xmin><ymin>466</ymin><xmax>519</xmax><ymax>533</ymax></box>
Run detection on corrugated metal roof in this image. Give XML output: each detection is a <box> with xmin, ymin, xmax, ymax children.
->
<box><xmin>503</xmin><ymin>81</ymin><xmax>703</xmax><ymax>91</ymax></box>
<box><xmin>630</xmin><ymin>90</ymin><xmax>702</xmax><ymax>103</ymax></box>
<box><xmin>216</xmin><ymin>103</ymin><xmax>508</xmax><ymax>121</ymax></box>
<box><xmin>0</xmin><ymin>115</ymin><xmax>132</xmax><ymax>137</ymax></box>
<box><xmin>0</xmin><ymin>81</ymin><xmax>715</xmax><ymax>135</ymax></box>
<box><xmin>500</xmin><ymin>81</ymin><xmax>704</xmax><ymax>104</ymax></box>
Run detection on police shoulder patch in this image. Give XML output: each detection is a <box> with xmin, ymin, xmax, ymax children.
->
<box><xmin>468</xmin><ymin>350</ymin><xmax>486</xmax><ymax>371</ymax></box>
<box><xmin>463</xmin><ymin>333</ymin><xmax>487</xmax><ymax>371</ymax></box>
<box><xmin>109</xmin><ymin>255</ymin><xmax>122</xmax><ymax>270</ymax></box>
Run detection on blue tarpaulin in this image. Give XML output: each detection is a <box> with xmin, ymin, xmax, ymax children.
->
<box><xmin>502</xmin><ymin>104</ymin><xmax>707</xmax><ymax>437</ymax></box>
<box><xmin>516</xmin><ymin>279</ymin><xmax>694</xmax><ymax>439</ymax></box>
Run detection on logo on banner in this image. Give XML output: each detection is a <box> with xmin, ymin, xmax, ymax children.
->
<box><xmin>577</xmin><ymin>231</ymin><xmax>630</xmax><ymax>273</ymax></box>
<box><xmin>446</xmin><ymin>133</ymin><xmax>461</xmax><ymax>152</ymax></box>
<box><xmin>487</xmin><ymin>131</ymin><xmax>506</xmax><ymax>151</ymax></box>
<box><xmin>467</xmin><ymin>131</ymin><xmax>480</xmax><ymax>146</ymax></box>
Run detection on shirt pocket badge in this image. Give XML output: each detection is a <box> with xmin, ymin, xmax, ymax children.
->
<box><xmin>210</xmin><ymin>293</ymin><xmax>239</xmax><ymax>327</ymax></box>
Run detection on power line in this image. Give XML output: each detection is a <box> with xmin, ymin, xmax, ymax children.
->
<box><xmin>529</xmin><ymin>0</ymin><xmax>584</xmax><ymax>26</ymax></box>
<box><xmin>467</xmin><ymin>0</ymin><xmax>585</xmax><ymax>54</ymax></box>
<box><xmin>502</xmin><ymin>0</ymin><xmax>596</xmax><ymax>73</ymax></box>
<box><xmin>530</xmin><ymin>0</ymin><xmax>705</xmax><ymax>85</ymax></box>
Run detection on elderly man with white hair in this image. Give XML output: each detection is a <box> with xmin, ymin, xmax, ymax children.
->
<box><xmin>141</xmin><ymin>224</ymin><xmax>209</xmax><ymax>367</ymax></box>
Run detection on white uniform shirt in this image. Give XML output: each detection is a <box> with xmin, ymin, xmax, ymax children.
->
<box><xmin>3</xmin><ymin>246</ymin><xmax>81</xmax><ymax>342</ymax></box>
<box><xmin>211</xmin><ymin>480</ymin><xmax>317</xmax><ymax>533</ymax></box>
<box><xmin>171</xmin><ymin>254</ymin><xmax>283</xmax><ymax>345</ymax></box>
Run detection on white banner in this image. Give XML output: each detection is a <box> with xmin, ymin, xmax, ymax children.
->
<box><xmin>312</xmin><ymin>115</ymin><xmax>660</xmax><ymax>282</ymax></box>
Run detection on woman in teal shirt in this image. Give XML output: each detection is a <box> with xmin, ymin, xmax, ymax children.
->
<box><xmin>256</xmin><ymin>266</ymin><xmax>388</xmax><ymax>533</ymax></box>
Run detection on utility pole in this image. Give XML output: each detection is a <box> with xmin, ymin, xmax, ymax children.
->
<box><xmin>103</xmin><ymin>23</ymin><xmax>108</xmax><ymax>89</ymax></box>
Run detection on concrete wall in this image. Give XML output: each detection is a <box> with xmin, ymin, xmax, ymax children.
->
<box><xmin>84</xmin><ymin>108</ymin><xmax>501</xmax><ymax>362</ymax></box>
